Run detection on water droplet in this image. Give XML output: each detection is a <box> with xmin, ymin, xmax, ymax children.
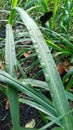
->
<box><xmin>22</xmin><ymin>81</ymin><xmax>26</xmax><ymax>85</ymax></box>
<box><xmin>12</xmin><ymin>47</ymin><xmax>14</xmax><ymax>51</ymax></box>
<box><xmin>28</xmin><ymin>27</ymin><xmax>31</xmax><ymax>31</ymax></box>
<box><xmin>45</xmin><ymin>73</ymin><xmax>49</xmax><ymax>82</ymax></box>
<box><xmin>47</xmin><ymin>50</ymin><xmax>50</xmax><ymax>53</ymax></box>
<box><xmin>34</xmin><ymin>44</ymin><xmax>38</xmax><ymax>49</ymax></box>
<box><xmin>33</xmin><ymin>39</ymin><xmax>36</xmax><ymax>44</ymax></box>
<box><xmin>51</xmin><ymin>94</ymin><xmax>54</xmax><ymax>98</ymax></box>
<box><xmin>38</xmin><ymin>55</ymin><xmax>41</xmax><ymax>60</ymax></box>
<box><xmin>38</xmin><ymin>34</ymin><xmax>42</xmax><ymax>38</ymax></box>
<box><xmin>41</xmin><ymin>63</ymin><xmax>46</xmax><ymax>68</ymax></box>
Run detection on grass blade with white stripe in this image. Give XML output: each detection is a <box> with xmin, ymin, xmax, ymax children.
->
<box><xmin>5</xmin><ymin>23</ymin><xmax>20</xmax><ymax>130</ymax></box>
<box><xmin>5</xmin><ymin>24</ymin><xmax>16</xmax><ymax>76</ymax></box>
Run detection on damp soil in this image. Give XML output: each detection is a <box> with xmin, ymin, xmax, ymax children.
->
<box><xmin>0</xmin><ymin>91</ymin><xmax>46</xmax><ymax>130</ymax></box>
<box><xmin>0</xmin><ymin>89</ymin><xmax>57</xmax><ymax>130</ymax></box>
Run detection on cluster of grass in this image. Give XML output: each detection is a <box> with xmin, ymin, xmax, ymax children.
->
<box><xmin>0</xmin><ymin>0</ymin><xmax>73</xmax><ymax>130</ymax></box>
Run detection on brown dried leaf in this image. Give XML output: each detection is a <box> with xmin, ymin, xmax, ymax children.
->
<box><xmin>0</xmin><ymin>62</ymin><xmax>5</xmax><ymax>69</ymax></box>
<box><xmin>5</xmin><ymin>99</ymin><xmax>9</xmax><ymax>110</ymax></box>
<box><xmin>57</xmin><ymin>64</ymin><xmax>66</xmax><ymax>75</ymax></box>
<box><xmin>23</xmin><ymin>50</ymin><xmax>33</xmax><ymax>58</ymax></box>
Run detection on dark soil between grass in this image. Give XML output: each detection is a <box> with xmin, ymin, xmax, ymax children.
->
<box><xmin>0</xmin><ymin>91</ymin><xmax>47</xmax><ymax>130</ymax></box>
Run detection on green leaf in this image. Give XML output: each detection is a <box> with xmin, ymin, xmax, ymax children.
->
<box><xmin>11</xmin><ymin>0</ymin><xmax>19</xmax><ymax>8</ymax></box>
<box><xmin>24</xmin><ymin>0</ymin><xmax>36</xmax><ymax>10</ymax></box>
<box><xmin>23</xmin><ymin>78</ymin><xmax>49</xmax><ymax>90</ymax></box>
<box><xmin>5</xmin><ymin>24</ymin><xmax>20</xmax><ymax>130</ymax></box>
<box><xmin>51</xmin><ymin>127</ymin><xmax>63</xmax><ymax>130</ymax></box>
<box><xmin>8</xmin><ymin>9</ymin><xmax>16</xmax><ymax>25</ymax></box>
<box><xmin>15</xmin><ymin>7</ymin><xmax>73</xmax><ymax>130</ymax></box>
<box><xmin>63</xmin><ymin>67</ymin><xmax>73</xmax><ymax>83</ymax></box>
<box><xmin>8</xmin><ymin>0</ymin><xmax>18</xmax><ymax>25</ymax></box>
<box><xmin>0</xmin><ymin>85</ymin><xmax>8</xmax><ymax>95</ymax></box>
<box><xmin>17</xmin><ymin>60</ymin><xmax>27</xmax><ymax>78</ymax></box>
<box><xmin>23</xmin><ymin>78</ymin><xmax>73</xmax><ymax>101</ymax></box>
<box><xmin>5</xmin><ymin>24</ymin><xmax>16</xmax><ymax>76</ymax></box>
<box><xmin>66</xmin><ymin>76</ymin><xmax>73</xmax><ymax>90</ymax></box>
<box><xmin>8</xmin><ymin>87</ymin><xmax>20</xmax><ymax>130</ymax></box>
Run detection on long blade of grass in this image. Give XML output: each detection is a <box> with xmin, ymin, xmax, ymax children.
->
<box><xmin>23</xmin><ymin>78</ymin><xmax>73</xmax><ymax>101</ymax></box>
<box><xmin>15</xmin><ymin>7</ymin><xmax>73</xmax><ymax>130</ymax></box>
<box><xmin>63</xmin><ymin>67</ymin><xmax>73</xmax><ymax>83</ymax></box>
<box><xmin>8</xmin><ymin>0</ymin><xmax>19</xmax><ymax>25</ymax></box>
<box><xmin>51</xmin><ymin>0</ymin><xmax>60</xmax><ymax>29</ymax></box>
<box><xmin>5</xmin><ymin>23</ymin><xmax>20</xmax><ymax>130</ymax></box>
<box><xmin>17</xmin><ymin>60</ymin><xmax>27</xmax><ymax>78</ymax></box>
<box><xmin>23</xmin><ymin>79</ymin><xmax>49</xmax><ymax>91</ymax></box>
<box><xmin>24</xmin><ymin>0</ymin><xmax>36</xmax><ymax>10</ymax></box>
<box><xmin>66</xmin><ymin>76</ymin><xmax>73</xmax><ymax>90</ymax></box>
<box><xmin>11</xmin><ymin>0</ymin><xmax>19</xmax><ymax>7</ymax></box>
<box><xmin>5</xmin><ymin>24</ymin><xmax>16</xmax><ymax>76</ymax></box>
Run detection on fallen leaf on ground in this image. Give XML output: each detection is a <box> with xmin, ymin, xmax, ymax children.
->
<box><xmin>23</xmin><ymin>50</ymin><xmax>33</xmax><ymax>58</ymax></box>
<box><xmin>5</xmin><ymin>99</ymin><xmax>9</xmax><ymax>110</ymax></box>
<box><xmin>57</xmin><ymin>64</ymin><xmax>67</xmax><ymax>75</ymax></box>
<box><xmin>25</xmin><ymin>119</ymin><xmax>35</xmax><ymax>128</ymax></box>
